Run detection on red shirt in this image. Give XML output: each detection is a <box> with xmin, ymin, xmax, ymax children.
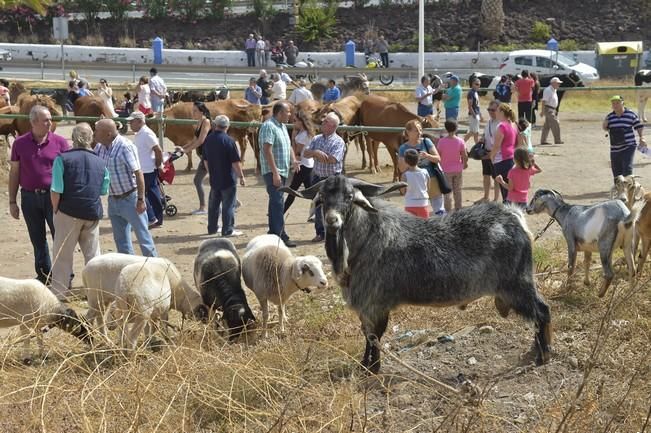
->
<box><xmin>10</xmin><ymin>131</ymin><xmax>70</xmax><ymax>191</ymax></box>
<box><xmin>514</xmin><ymin>77</ymin><xmax>535</xmax><ymax>103</ymax></box>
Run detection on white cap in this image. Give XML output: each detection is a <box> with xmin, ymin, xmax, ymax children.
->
<box><xmin>550</xmin><ymin>77</ymin><xmax>563</xmax><ymax>84</ymax></box>
<box><xmin>126</xmin><ymin>111</ymin><xmax>146</xmax><ymax>121</ymax></box>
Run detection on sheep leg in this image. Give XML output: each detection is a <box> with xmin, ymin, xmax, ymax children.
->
<box><xmin>583</xmin><ymin>252</ymin><xmax>592</xmax><ymax>286</ymax></box>
<box><xmin>19</xmin><ymin>324</ymin><xmax>33</xmax><ymax>364</ymax></box>
<box><xmin>637</xmin><ymin>238</ymin><xmax>651</xmax><ymax>276</ymax></box>
<box><xmin>277</xmin><ymin>303</ymin><xmax>288</xmax><ymax>333</ymax></box>
<box><xmin>260</xmin><ymin>299</ymin><xmax>270</xmax><ymax>338</ymax></box>
<box><xmin>126</xmin><ymin>318</ymin><xmax>147</xmax><ymax>351</ymax></box>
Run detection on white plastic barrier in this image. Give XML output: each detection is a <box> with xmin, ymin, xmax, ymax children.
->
<box><xmin>0</xmin><ymin>42</ymin><xmax>609</xmax><ymax>69</ymax></box>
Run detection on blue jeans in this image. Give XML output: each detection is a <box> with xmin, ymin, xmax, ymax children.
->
<box><xmin>610</xmin><ymin>146</ymin><xmax>636</xmax><ymax>179</ymax></box>
<box><xmin>151</xmin><ymin>96</ymin><xmax>164</xmax><ymax>113</ymax></box>
<box><xmin>208</xmin><ymin>185</ymin><xmax>237</xmax><ymax>235</ymax></box>
<box><xmin>108</xmin><ymin>190</ymin><xmax>157</xmax><ymax>257</ymax></box>
<box><xmin>417</xmin><ymin>103</ymin><xmax>434</xmax><ymax>117</ymax></box>
<box><xmin>263</xmin><ymin>172</ymin><xmax>289</xmax><ymax>241</ymax></box>
<box><xmin>144</xmin><ymin>171</ymin><xmax>163</xmax><ymax>224</ymax></box>
<box><xmin>313</xmin><ymin>175</ymin><xmax>328</xmax><ymax>237</ymax></box>
<box><xmin>21</xmin><ymin>190</ymin><xmax>55</xmax><ymax>282</ymax></box>
<box><xmin>445</xmin><ymin>106</ymin><xmax>459</xmax><ymax>120</ymax></box>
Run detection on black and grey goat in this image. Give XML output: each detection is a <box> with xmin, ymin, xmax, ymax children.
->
<box><xmin>282</xmin><ymin>175</ymin><xmax>552</xmax><ymax>373</ymax></box>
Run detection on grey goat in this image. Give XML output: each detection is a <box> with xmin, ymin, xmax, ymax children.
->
<box><xmin>527</xmin><ymin>189</ymin><xmax>636</xmax><ymax>297</ymax></box>
<box><xmin>282</xmin><ymin>175</ymin><xmax>552</xmax><ymax>374</ymax></box>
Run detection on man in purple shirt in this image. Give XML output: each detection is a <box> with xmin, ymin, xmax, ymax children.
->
<box><xmin>245</xmin><ymin>33</ymin><xmax>257</xmax><ymax>67</ymax></box>
<box><xmin>9</xmin><ymin>105</ymin><xmax>70</xmax><ymax>284</ymax></box>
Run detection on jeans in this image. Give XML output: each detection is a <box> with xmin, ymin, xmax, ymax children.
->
<box><xmin>144</xmin><ymin>171</ymin><xmax>164</xmax><ymax>224</ymax></box>
<box><xmin>246</xmin><ymin>49</ymin><xmax>256</xmax><ymax>67</ymax></box>
<box><xmin>518</xmin><ymin>101</ymin><xmax>532</xmax><ymax>122</ymax></box>
<box><xmin>151</xmin><ymin>96</ymin><xmax>164</xmax><ymax>114</ymax></box>
<box><xmin>610</xmin><ymin>146</ymin><xmax>636</xmax><ymax>179</ymax></box>
<box><xmin>312</xmin><ymin>175</ymin><xmax>328</xmax><ymax>237</ymax></box>
<box><xmin>194</xmin><ymin>162</ymin><xmax>208</xmax><ymax>208</ymax></box>
<box><xmin>108</xmin><ymin>190</ymin><xmax>157</xmax><ymax>257</ymax></box>
<box><xmin>263</xmin><ymin>172</ymin><xmax>289</xmax><ymax>240</ymax></box>
<box><xmin>284</xmin><ymin>165</ymin><xmax>313</xmax><ymax>213</ymax></box>
<box><xmin>21</xmin><ymin>190</ymin><xmax>55</xmax><ymax>283</ymax></box>
<box><xmin>492</xmin><ymin>158</ymin><xmax>515</xmax><ymax>202</ymax></box>
<box><xmin>380</xmin><ymin>52</ymin><xmax>389</xmax><ymax>68</ymax></box>
<box><xmin>208</xmin><ymin>185</ymin><xmax>237</xmax><ymax>235</ymax></box>
<box><xmin>417</xmin><ymin>103</ymin><xmax>434</xmax><ymax>117</ymax></box>
<box><xmin>445</xmin><ymin>106</ymin><xmax>459</xmax><ymax>121</ymax></box>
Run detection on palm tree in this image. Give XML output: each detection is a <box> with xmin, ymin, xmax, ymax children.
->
<box><xmin>0</xmin><ymin>0</ymin><xmax>51</xmax><ymax>14</ymax></box>
<box><xmin>479</xmin><ymin>0</ymin><xmax>504</xmax><ymax>39</ymax></box>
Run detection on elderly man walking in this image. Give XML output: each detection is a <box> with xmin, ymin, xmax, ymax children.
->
<box><xmin>539</xmin><ymin>77</ymin><xmax>564</xmax><ymax>145</ymax></box>
<box><xmin>149</xmin><ymin>68</ymin><xmax>167</xmax><ymax>115</ymax></box>
<box><xmin>303</xmin><ymin>112</ymin><xmax>346</xmax><ymax>242</ymax></box>
<box><xmin>9</xmin><ymin>105</ymin><xmax>70</xmax><ymax>284</ymax></box>
<box><xmin>203</xmin><ymin>115</ymin><xmax>246</xmax><ymax>237</ymax></box>
<box><xmin>94</xmin><ymin>119</ymin><xmax>157</xmax><ymax>257</ymax></box>
<box><xmin>259</xmin><ymin>102</ymin><xmax>299</xmax><ymax>247</ymax></box>
<box><xmin>50</xmin><ymin>123</ymin><xmax>109</xmax><ymax>300</ymax></box>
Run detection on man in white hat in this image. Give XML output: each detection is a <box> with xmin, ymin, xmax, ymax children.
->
<box><xmin>540</xmin><ymin>76</ymin><xmax>564</xmax><ymax>145</ymax></box>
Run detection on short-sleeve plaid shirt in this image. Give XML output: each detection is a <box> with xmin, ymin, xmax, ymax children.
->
<box><xmin>94</xmin><ymin>135</ymin><xmax>141</xmax><ymax>195</ymax></box>
<box><xmin>308</xmin><ymin>133</ymin><xmax>346</xmax><ymax>177</ymax></box>
<box><xmin>258</xmin><ymin>117</ymin><xmax>291</xmax><ymax>177</ymax></box>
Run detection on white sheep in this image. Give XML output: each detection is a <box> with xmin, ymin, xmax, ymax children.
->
<box><xmin>82</xmin><ymin>253</ymin><xmax>208</xmax><ymax>338</ymax></box>
<box><xmin>0</xmin><ymin>277</ymin><xmax>91</xmax><ymax>361</ymax></box>
<box><xmin>107</xmin><ymin>261</ymin><xmax>171</xmax><ymax>350</ymax></box>
<box><xmin>242</xmin><ymin>234</ymin><xmax>328</xmax><ymax>337</ymax></box>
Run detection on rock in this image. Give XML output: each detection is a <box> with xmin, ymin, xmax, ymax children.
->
<box><xmin>467</xmin><ymin>356</ymin><xmax>477</xmax><ymax>365</ymax></box>
<box><xmin>393</xmin><ymin>393</ymin><xmax>413</xmax><ymax>408</ymax></box>
<box><xmin>568</xmin><ymin>356</ymin><xmax>579</xmax><ymax>369</ymax></box>
<box><xmin>437</xmin><ymin>334</ymin><xmax>455</xmax><ymax>344</ymax></box>
<box><xmin>479</xmin><ymin>325</ymin><xmax>495</xmax><ymax>334</ymax></box>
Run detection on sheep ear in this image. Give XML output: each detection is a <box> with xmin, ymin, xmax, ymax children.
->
<box><xmin>280</xmin><ymin>179</ymin><xmax>325</xmax><ymax>200</ymax></box>
<box><xmin>353</xmin><ymin>189</ymin><xmax>377</xmax><ymax>212</ymax></box>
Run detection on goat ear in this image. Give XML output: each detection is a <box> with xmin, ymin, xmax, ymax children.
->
<box><xmin>279</xmin><ymin>179</ymin><xmax>325</xmax><ymax>200</ymax></box>
<box><xmin>353</xmin><ymin>189</ymin><xmax>377</xmax><ymax>212</ymax></box>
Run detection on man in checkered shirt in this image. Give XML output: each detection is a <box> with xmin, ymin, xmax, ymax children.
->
<box><xmin>303</xmin><ymin>112</ymin><xmax>346</xmax><ymax>242</ymax></box>
<box><xmin>94</xmin><ymin>119</ymin><xmax>157</xmax><ymax>257</ymax></box>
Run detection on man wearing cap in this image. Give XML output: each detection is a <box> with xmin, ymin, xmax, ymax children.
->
<box><xmin>602</xmin><ymin>95</ymin><xmax>646</xmax><ymax>180</ymax></box>
<box><xmin>9</xmin><ymin>105</ymin><xmax>70</xmax><ymax>284</ymax></box>
<box><xmin>129</xmin><ymin>111</ymin><xmax>164</xmax><ymax>228</ymax></box>
<box><xmin>540</xmin><ymin>77</ymin><xmax>563</xmax><ymax>145</ymax></box>
<box><xmin>442</xmin><ymin>75</ymin><xmax>462</xmax><ymax>121</ymax></box>
<box><xmin>202</xmin><ymin>115</ymin><xmax>245</xmax><ymax>237</ymax></box>
<box><xmin>50</xmin><ymin>123</ymin><xmax>109</xmax><ymax>300</ymax></box>
<box><xmin>149</xmin><ymin>68</ymin><xmax>167</xmax><ymax>115</ymax></box>
<box><xmin>94</xmin><ymin>119</ymin><xmax>157</xmax><ymax>257</ymax></box>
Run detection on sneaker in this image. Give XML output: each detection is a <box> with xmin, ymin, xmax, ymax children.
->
<box><xmin>148</xmin><ymin>219</ymin><xmax>158</xmax><ymax>228</ymax></box>
<box><xmin>224</xmin><ymin>230</ymin><xmax>243</xmax><ymax>237</ymax></box>
<box><xmin>539</xmin><ymin>142</ymin><xmax>552</xmax><ymax>146</ymax></box>
<box><xmin>192</xmin><ymin>209</ymin><xmax>207</xmax><ymax>215</ymax></box>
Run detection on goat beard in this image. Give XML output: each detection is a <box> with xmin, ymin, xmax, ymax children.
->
<box><xmin>325</xmin><ymin>228</ymin><xmax>348</xmax><ymax>277</ymax></box>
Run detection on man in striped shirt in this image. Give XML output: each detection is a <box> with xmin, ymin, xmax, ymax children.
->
<box><xmin>602</xmin><ymin>95</ymin><xmax>646</xmax><ymax>180</ymax></box>
<box><xmin>94</xmin><ymin>119</ymin><xmax>157</xmax><ymax>257</ymax></box>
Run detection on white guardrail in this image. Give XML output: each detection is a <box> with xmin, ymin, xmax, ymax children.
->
<box><xmin>0</xmin><ymin>42</ymin><xmax>604</xmax><ymax>70</ymax></box>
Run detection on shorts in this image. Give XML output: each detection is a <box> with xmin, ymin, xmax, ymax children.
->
<box><xmin>468</xmin><ymin>115</ymin><xmax>480</xmax><ymax>133</ymax></box>
<box><xmin>405</xmin><ymin>206</ymin><xmax>430</xmax><ymax>218</ymax></box>
<box><xmin>481</xmin><ymin>159</ymin><xmax>494</xmax><ymax>176</ymax></box>
<box><xmin>138</xmin><ymin>104</ymin><xmax>153</xmax><ymax>116</ymax></box>
<box><xmin>417</xmin><ymin>103</ymin><xmax>434</xmax><ymax>117</ymax></box>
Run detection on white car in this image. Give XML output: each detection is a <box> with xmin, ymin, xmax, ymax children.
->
<box><xmin>0</xmin><ymin>49</ymin><xmax>11</xmax><ymax>62</ymax></box>
<box><xmin>498</xmin><ymin>49</ymin><xmax>599</xmax><ymax>82</ymax></box>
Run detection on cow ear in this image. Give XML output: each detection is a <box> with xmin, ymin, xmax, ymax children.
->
<box><xmin>352</xmin><ymin>189</ymin><xmax>377</xmax><ymax>212</ymax></box>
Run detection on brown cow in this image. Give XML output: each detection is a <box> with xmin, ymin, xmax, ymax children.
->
<box><xmin>150</xmin><ymin>99</ymin><xmax>261</xmax><ymax>170</ymax></box>
<box><xmin>358</xmin><ymin>94</ymin><xmax>437</xmax><ymax>181</ymax></box>
<box><xmin>15</xmin><ymin>94</ymin><xmax>62</xmax><ymax>135</ymax></box>
<box><xmin>73</xmin><ymin>96</ymin><xmax>115</xmax><ymax>129</ymax></box>
<box><xmin>0</xmin><ymin>105</ymin><xmax>18</xmax><ymax>142</ymax></box>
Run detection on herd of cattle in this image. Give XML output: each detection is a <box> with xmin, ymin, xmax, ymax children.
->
<box><xmin>1</xmin><ymin>70</ymin><xmax>649</xmax><ymax>182</ymax></box>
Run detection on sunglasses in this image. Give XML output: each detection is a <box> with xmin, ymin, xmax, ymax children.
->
<box><xmin>487</xmin><ymin>108</ymin><xmax>496</xmax><ymax>112</ymax></box>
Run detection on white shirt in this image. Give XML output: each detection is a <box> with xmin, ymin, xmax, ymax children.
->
<box><xmin>403</xmin><ymin>168</ymin><xmax>430</xmax><ymax>208</ymax></box>
<box><xmin>138</xmin><ymin>85</ymin><xmax>151</xmax><ymax>109</ymax></box>
<box><xmin>295</xmin><ymin>130</ymin><xmax>314</xmax><ymax>168</ymax></box>
<box><xmin>483</xmin><ymin>118</ymin><xmax>499</xmax><ymax>151</ymax></box>
<box><xmin>415</xmin><ymin>85</ymin><xmax>433</xmax><ymax>105</ymax></box>
<box><xmin>272</xmin><ymin>80</ymin><xmax>286</xmax><ymax>100</ymax></box>
<box><xmin>542</xmin><ymin>85</ymin><xmax>558</xmax><ymax>108</ymax></box>
<box><xmin>279</xmin><ymin>72</ymin><xmax>293</xmax><ymax>84</ymax></box>
<box><xmin>256</xmin><ymin>39</ymin><xmax>265</xmax><ymax>51</ymax></box>
<box><xmin>133</xmin><ymin>125</ymin><xmax>160</xmax><ymax>173</ymax></box>
<box><xmin>288</xmin><ymin>87</ymin><xmax>313</xmax><ymax>105</ymax></box>
<box><xmin>149</xmin><ymin>75</ymin><xmax>167</xmax><ymax>99</ymax></box>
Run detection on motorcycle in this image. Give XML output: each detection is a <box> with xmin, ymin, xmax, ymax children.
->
<box><xmin>273</xmin><ymin>55</ymin><xmax>318</xmax><ymax>83</ymax></box>
<box><xmin>365</xmin><ymin>54</ymin><xmax>394</xmax><ymax>86</ymax></box>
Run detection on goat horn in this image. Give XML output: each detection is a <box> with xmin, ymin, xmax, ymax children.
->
<box><xmin>279</xmin><ymin>179</ymin><xmax>326</xmax><ymax>200</ymax></box>
<box><xmin>348</xmin><ymin>178</ymin><xmax>407</xmax><ymax>197</ymax></box>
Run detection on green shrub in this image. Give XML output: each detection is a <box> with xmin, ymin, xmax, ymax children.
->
<box><xmin>207</xmin><ymin>0</ymin><xmax>232</xmax><ymax>19</ymax></box>
<box><xmin>559</xmin><ymin>39</ymin><xmax>580</xmax><ymax>51</ymax></box>
<box><xmin>106</xmin><ymin>0</ymin><xmax>130</xmax><ymax>21</ymax></box>
<box><xmin>253</xmin><ymin>0</ymin><xmax>275</xmax><ymax>19</ymax></box>
<box><xmin>177</xmin><ymin>0</ymin><xmax>206</xmax><ymax>20</ymax></box>
<box><xmin>139</xmin><ymin>0</ymin><xmax>168</xmax><ymax>19</ymax></box>
<box><xmin>530</xmin><ymin>20</ymin><xmax>551</xmax><ymax>42</ymax></box>
<box><xmin>296</xmin><ymin>0</ymin><xmax>336</xmax><ymax>43</ymax></box>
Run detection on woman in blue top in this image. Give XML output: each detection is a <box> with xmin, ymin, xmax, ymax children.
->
<box><xmin>602</xmin><ymin>95</ymin><xmax>646</xmax><ymax>180</ymax></box>
<box><xmin>398</xmin><ymin>119</ymin><xmax>445</xmax><ymax>215</ymax></box>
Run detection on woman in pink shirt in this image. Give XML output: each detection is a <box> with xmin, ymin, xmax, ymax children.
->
<box><xmin>437</xmin><ymin>120</ymin><xmax>468</xmax><ymax>211</ymax></box>
<box><xmin>489</xmin><ymin>103</ymin><xmax>518</xmax><ymax>202</ymax></box>
<box><xmin>495</xmin><ymin>148</ymin><xmax>542</xmax><ymax>207</ymax></box>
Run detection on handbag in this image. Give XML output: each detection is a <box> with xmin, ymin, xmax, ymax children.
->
<box><xmin>469</xmin><ymin>141</ymin><xmax>488</xmax><ymax>160</ymax></box>
<box><xmin>418</xmin><ymin>139</ymin><xmax>452</xmax><ymax>195</ymax></box>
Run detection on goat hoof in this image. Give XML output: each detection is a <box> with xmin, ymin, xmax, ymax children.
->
<box><xmin>458</xmin><ymin>304</ymin><xmax>468</xmax><ymax>311</ymax></box>
<box><xmin>583</xmin><ymin>280</ymin><xmax>590</xmax><ymax>287</ymax></box>
<box><xmin>535</xmin><ymin>351</ymin><xmax>550</xmax><ymax>366</ymax></box>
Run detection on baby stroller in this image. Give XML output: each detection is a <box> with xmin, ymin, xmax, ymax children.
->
<box><xmin>158</xmin><ymin>149</ymin><xmax>184</xmax><ymax>217</ymax></box>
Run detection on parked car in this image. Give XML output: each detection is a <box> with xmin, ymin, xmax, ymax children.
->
<box><xmin>0</xmin><ymin>49</ymin><xmax>11</xmax><ymax>70</ymax></box>
<box><xmin>499</xmin><ymin>49</ymin><xmax>599</xmax><ymax>82</ymax></box>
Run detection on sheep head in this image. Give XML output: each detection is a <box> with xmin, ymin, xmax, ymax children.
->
<box><xmin>291</xmin><ymin>256</ymin><xmax>328</xmax><ymax>292</ymax></box>
<box><xmin>54</xmin><ymin>307</ymin><xmax>93</xmax><ymax>345</ymax></box>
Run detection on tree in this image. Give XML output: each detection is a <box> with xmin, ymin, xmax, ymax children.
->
<box><xmin>479</xmin><ymin>0</ymin><xmax>504</xmax><ymax>39</ymax></box>
<box><xmin>0</xmin><ymin>0</ymin><xmax>51</xmax><ymax>14</ymax></box>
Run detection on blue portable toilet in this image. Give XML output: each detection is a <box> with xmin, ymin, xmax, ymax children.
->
<box><xmin>152</xmin><ymin>37</ymin><xmax>163</xmax><ymax>65</ymax></box>
<box><xmin>546</xmin><ymin>37</ymin><xmax>559</xmax><ymax>51</ymax></box>
<box><xmin>345</xmin><ymin>40</ymin><xmax>356</xmax><ymax>67</ymax></box>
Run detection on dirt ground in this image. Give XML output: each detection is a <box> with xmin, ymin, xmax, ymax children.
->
<box><xmin>0</xmin><ymin>104</ymin><xmax>650</xmax><ymax>432</ymax></box>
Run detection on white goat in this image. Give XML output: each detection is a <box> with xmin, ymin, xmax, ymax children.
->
<box><xmin>0</xmin><ymin>277</ymin><xmax>91</xmax><ymax>361</ymax></box>
<box><xmin>242</xmin><ymin>234</ymin><xmax>328</xmax><ymax>337</ymax></box>
<box><xmin>82</xmin><ymin>253</ymin><xmax>208</xmax><ymax>338</ymax></box>
<box><xmin>107</xmin><ymin>262</ymin><xmax>171</xmax><ymax>350</ymax></box>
